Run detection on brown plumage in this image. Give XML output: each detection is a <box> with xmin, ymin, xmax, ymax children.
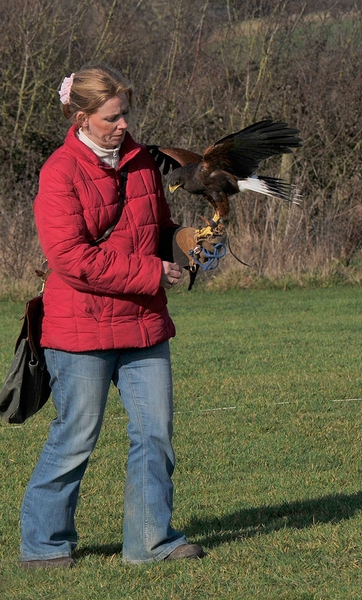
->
<box><xmin>147</xmin><ymin>119</ymin><xmax>302</xmax><ymax>229</ymax></box>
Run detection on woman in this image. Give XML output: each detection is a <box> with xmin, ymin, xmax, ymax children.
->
<box><xmin>20</xmin><ymin>63</ymin><xmax>205</xmax><ymax>568</ymax></box>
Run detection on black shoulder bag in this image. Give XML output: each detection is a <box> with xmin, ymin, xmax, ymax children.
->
<box><xmin>0</xmin><ymin>167</ymin><xmax>128</xmax><ymax>424</ymax></box>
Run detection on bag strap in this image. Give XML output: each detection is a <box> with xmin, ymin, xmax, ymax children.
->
<box><xmin>35</xmin><ymin>166</ymin><xmax>129</xmax><ymax>287</ymax></box>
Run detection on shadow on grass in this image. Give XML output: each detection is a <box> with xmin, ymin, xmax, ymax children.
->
<box><xmin>183</xmin><ymin>490</ymin><xmax>362</xmax><ymax>548</ymax></box>
<box><xmin>74</xmin><ymin>491</ymin><xmax>362</xmax><ymax>557</ymax></box>
<box><xmin>74</xmin><ymin>543</ymin><xmax>124</xmax><ymax>559</ymax></box>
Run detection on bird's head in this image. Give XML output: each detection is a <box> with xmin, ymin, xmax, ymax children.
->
<box><xmin>168</xmin><ymin>167</ymin><xmax>186</xmax><ymax>193</ymax></box>
<box><xmin>168</xmin><ymin>163</ymin><xmax>200</xmax><ymax>193</ymax></box>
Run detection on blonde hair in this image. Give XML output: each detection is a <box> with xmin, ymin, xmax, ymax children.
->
<box><xmin>61</xmin><ymin>63</ymin><xmax>132</xmax><ymax>121</ymax></box>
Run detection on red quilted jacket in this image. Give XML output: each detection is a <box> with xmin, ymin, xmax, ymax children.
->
<box><xmin>34</xmin><ymin>125</ymin><xmax>176</xmax><ymax>351</ymax></box>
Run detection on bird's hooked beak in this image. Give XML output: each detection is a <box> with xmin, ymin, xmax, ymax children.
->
<box><xmin>169</xmin><ymin>183</ymin><xmax>182</xmax><ymax>194</ymax></box>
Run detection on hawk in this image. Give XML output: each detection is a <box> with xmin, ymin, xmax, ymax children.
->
<box><xmin>147</xmin><ymin>119</ymin><xmax>302</xmax><ymax>236</ymax></box>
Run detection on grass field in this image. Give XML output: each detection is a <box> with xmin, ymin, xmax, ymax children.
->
<box><xmin>1</xmin><ymin>287</ymin><xmax>362</xmax><ymax>599</ymax></box>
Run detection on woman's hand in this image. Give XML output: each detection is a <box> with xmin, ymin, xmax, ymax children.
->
<box><xmin>161</xmin><ymin>261</ymin><xmax>182</xmax><ymax>289</ymax></box>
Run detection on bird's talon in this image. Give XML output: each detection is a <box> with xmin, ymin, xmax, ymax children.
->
<box><xmin>196</xmin><ymin>226</ymin><xmax>214</xmax><ymax>239</ymax></box>
<box><xmin>195</xmin><ymin>222</ymin><xmax>226</xmax><ymax>240</ymax></box>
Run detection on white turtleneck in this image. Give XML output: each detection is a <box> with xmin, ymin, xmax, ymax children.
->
<box><xmin>77</xmin><ymin>128</ymin><xmax>121</xmax><ymax>169</ymax></box>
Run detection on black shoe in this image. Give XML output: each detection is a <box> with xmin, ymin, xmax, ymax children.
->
<box><xmin>165</xmin><ymin>544</ymin><xmax>205</xmax><ymax>560</ymax></box>
<box><xmin>20</xmin><ymin>557</ymin><xmax>75</xmax><ymax>569</ymax></box>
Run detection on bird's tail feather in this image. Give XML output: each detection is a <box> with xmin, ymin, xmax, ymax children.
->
<box><xmin>237</xmin><ymin>175</ymin><xmax>300</xmax><ymax>204</ymax></box>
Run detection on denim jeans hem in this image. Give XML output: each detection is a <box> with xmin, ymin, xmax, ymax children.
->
<box><xmin>19</xmin><ymin>551</ymin><xmax>73</xmax><ymax>562</ymax></box>
<box><xmin>122</xmin><ymin>536</ymin><xmax>188</xmax><ymax>564</ymax></box>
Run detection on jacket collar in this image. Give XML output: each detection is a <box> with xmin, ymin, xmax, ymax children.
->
<box><xmin>118</xmin><ymin>131</ymin><xmax>142</xmax><ymax>169</ymax></box>
<box><xmin>65</xmin><ymin>124</ymin><xmax>141</xmax><ymax>170</ymax></box>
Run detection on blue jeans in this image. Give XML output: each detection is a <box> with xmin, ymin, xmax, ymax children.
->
<box><xmin>20</xmin><ymin>342</ymin><xmax>187</xmax><ymax>564</ymax></box>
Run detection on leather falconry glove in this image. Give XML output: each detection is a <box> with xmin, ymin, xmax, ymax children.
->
<box><xmin>173</xmin><ymin>224</ymin><xmax>227</xmax><ymax>290</ymax></box>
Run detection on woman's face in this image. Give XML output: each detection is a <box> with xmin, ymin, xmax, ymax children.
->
<box><xmin>80</xmin><ymin>93</ymin><xmax>130</xmax><ymax>149</ymax></box>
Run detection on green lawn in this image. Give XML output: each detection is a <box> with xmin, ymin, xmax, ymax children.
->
<box><xmin>1</xmin><ymin>287</ymin><xmax>362</xmax><ymax>599</ymax></box>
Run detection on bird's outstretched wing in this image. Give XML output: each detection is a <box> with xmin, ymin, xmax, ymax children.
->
<box><xmin>202</xmin><ymin>120</ymin><xmax>302</xmax><ymax>179</ymax></box>
<box><xmin>146</xmin><ymin>145</ymin><xmax>202</xmax><ymax>175</ymax></box>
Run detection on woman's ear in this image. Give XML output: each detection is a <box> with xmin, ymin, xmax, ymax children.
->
<box><xmin>75</xmin><ymin>111</ymin><xmax>88</xmax><ymax>127</ymax></box>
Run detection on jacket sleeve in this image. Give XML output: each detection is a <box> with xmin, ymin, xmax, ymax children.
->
<box><xmin>34</xmin><ymin>163</ymin><xmax>163</xmax><ymax>297</ymax></box>
<box><xmin>149</xmin><ymin>152</ymin><xmax>180</xmax><ymax>261</ymax></box>
<box><xmin>156</xmin><ymin>186</ymin><xmax>180</xmax><ymax>262</ymax></box>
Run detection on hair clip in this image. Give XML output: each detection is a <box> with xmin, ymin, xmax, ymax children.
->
<box><xmin>59</xmin><ymin>73</ymin><xmax>75</xmax><ymax>105</ymax></box>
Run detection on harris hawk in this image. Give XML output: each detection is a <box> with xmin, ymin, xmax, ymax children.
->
<box><xmin>148</xmin><ymin>119</ymin><xmax>302</xmax><ymax>288</ymax></box>
<box><xmin>147</xmin><ymin>119</ymin><xmax>302</xmax><ymax>235</ymax></box>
